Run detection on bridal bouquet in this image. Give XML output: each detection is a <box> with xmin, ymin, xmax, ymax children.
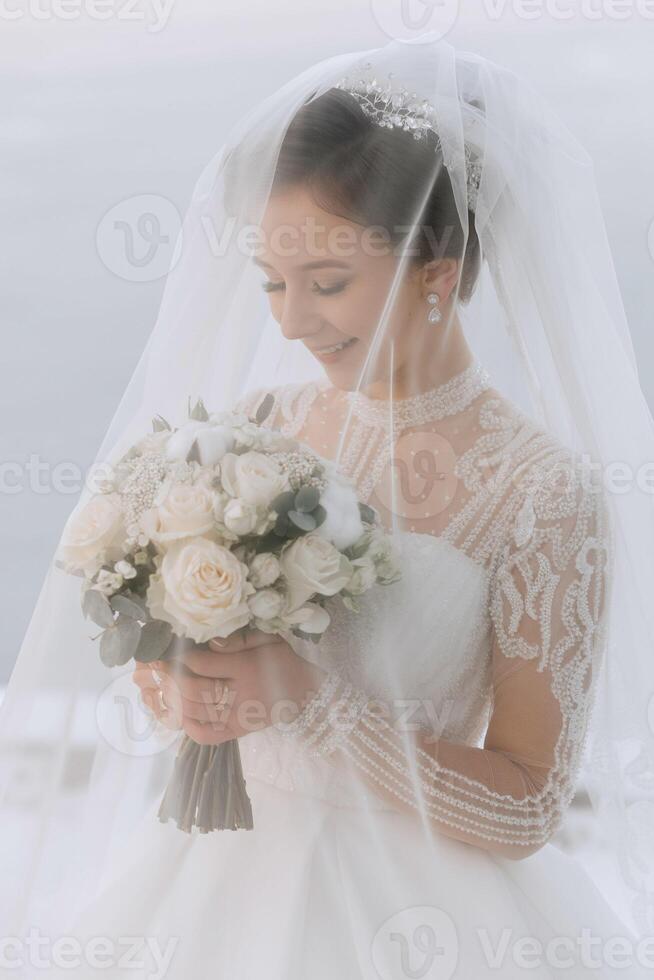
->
<box><xmin>55</xmin><ymin>393</ymin><xmax>400</xmax><ymax>833</ymax></box>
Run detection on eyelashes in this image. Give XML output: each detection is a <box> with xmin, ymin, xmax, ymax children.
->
<box><xmin>260</xmin><ymin>281</ymin><xmax>349</xmax><ymax>296</ymax></box>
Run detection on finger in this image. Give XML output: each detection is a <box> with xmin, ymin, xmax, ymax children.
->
<box><xmin>173</xmin><ymin>647</ymin><xmax>250</xmax><ymax>679</ymax></box>
<box><xmin>208</xmin><ymin>628</ymin><xmax>279</xmax><ymax>652</ymax></box>
<box><xmin>178</xmin><ymin>689</ymin><xmax>235</xmax><ymax>724</ymax></box>
<box><xmin>134</xmin><ymin>672</ymin><xmax>182</xmax><ymax>728</ymax></box>
<box><xmin>151</xmin><ymin>659</ymin><xmax>232</xmax><ymax>704</ymax></box>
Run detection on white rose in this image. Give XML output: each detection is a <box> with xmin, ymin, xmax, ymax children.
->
<box><xmin>165</xmin><ymin>420</ymin><xmax>234</xmax><ymax>466</ymax></box>
<box><xmin>233</xmin><ymin>421</ymin><xmax>297</xmax><ymax>454</ymax></box>
<box><xmin>57</xmin><ymin>494</ymin><xmax>126</xmax><ymax>576</ymax></box>
<box><xmin>146</xmin><ymin>536</ymin><xmax>255</xmax><ymax>643</ymax></box>
<box><xmin>114</xmin><ymin>559</ymin><xmax>137</xmax><ymax>580</ymax></box>
<box><xmin>365</xmin><ymin>529</ymin><xmax>400</xmax><ymax>582</ymax></box>
<box><xmin>220</xmin><ymin>451</ymin><xmax>290</xmax><ymax>507</ymax></box>
<box><xmin>249</xmin><ymin>552</ymin><xmax>280</xmax><ymax>588</ymax></box>
<box><xmin>279</xmin><ymin>532</ymin><xmax>352</xmax><ymax>612</ymax></box>
<box><xmin>140</xmin><ymin>482</ymin><xmax>216</xmax><ymax>546</ymax></box>
<box><xmin>281</xmin><ymin>601</ymin><xmax>331</xmax><ymax>635</ymax></box>
<box><xmin>313</xmin><ymin>470</ymin><xmax>364</xmax><ymax>551</ymax></box>
<box><xmin>223</xmin><ymin>498</ymin><xmax>258</xmax><ymax>536</ymax></box>
<box><xmin>248</xmin><ymin>588</ymin><xmax>284</xmax><ymax>620</ymax></box>
<box><xmin>346</xmin><ymin>555</ymin><xmax>378</xmax><ymax>595</ymax></box>
<box><xmin>94</xmin><ymin>569</ymin><xmax>124</xmax><ymax>595</ymax></box>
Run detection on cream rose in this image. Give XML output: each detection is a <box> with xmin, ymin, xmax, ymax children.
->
<box><xmin>248</xmin><ymin>588</ymin><xmax>284</xmax><ymax>621</ymax></box>
<box><xmin>249</xmin><ymin>552</ymin><xmax>280</xmax><ymax>588</ymax></box>
<box><xmin>346</xmin><ymin>555</ymin><xmax>378</xmax><ymax>595</ymax></box>
<box><xmin>220</xmin><ymin>451</ymin><xmax>290</xmax><ymax>507</ymax></box>
<box><xmin>146</xmin><ymin>536</ymin><xmax>255</xmax><ymax>643</ymax></box>
<box><xmin>140</xmin><ymin>482</ymin><xmax>216</xmax><ymax>546</ymax></box>
<box><xmin>280</xmin><ymin>601</ymin><xmax>331</xmax><ymax>635</ymax></box>
<box><xmin>57</xmin><ymin>493</ymin><xmax>126</xmax><ymax>576</ymax></box>
<box><xmin>233</xmin><ymin>421</ymin><xmax>297</xmax><ymax>453</ymax></box>
<box><xmin>279</xmin><ymin>533</ymin><xmax>353</xmax><ymax>612</ymax></box>
<box><xmin>223</xmin><ymin>498</ymin><xmax>259</xmax><ymax>536</ymax></box>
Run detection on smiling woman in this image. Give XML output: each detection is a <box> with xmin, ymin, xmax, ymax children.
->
<box><xmin>3</xmin><ymin>29</ymin><xmax>654</xmax><ymax>980</ymax></box>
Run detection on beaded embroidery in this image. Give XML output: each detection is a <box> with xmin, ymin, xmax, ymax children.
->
<box><xmin>233</xmin><ymin>370</ymin><xmax>613</xmax><ymax>853</ymax></box>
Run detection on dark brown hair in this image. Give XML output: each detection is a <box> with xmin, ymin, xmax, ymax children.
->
<box><xmin>223</xmin><ymin>87</ymin><xmax>482</xmax><ymax>303</ymax></box>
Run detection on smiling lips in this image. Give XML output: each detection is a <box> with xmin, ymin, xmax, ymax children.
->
<box><xmin>313</xmin><ymin>337</ymin><xmax>358</xmax><ymax>355</ymax></box>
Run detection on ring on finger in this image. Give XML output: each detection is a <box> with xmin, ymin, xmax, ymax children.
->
<box><xmin>212</xmin><ymin>678</ymin><xmax>230</xmax><ymax>710</ymax></box>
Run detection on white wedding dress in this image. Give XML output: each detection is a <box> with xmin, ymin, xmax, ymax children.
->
<box><xmin>45</xmin><ymin>364</ymin><xmax>650</xmax><ymax>979</ymax></box>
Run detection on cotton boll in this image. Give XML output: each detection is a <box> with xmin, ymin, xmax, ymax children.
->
<box><xmin>314</xmin><ymin>472</ymin><xmax>364</xmax><ymax>551</ymax></box>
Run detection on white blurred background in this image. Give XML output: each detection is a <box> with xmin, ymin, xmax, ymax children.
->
<box><xmin>2</xmin><ymin>1</ymin><xmax>653</xmax><ymax>683</ymax></box>
<box><xmin>1</xmin><ymin>0</ymin><xmax>653</xmax><ymax>936</ymax></box>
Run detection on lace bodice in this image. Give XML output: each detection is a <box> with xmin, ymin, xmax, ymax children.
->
<box><xmin>234</xmin><ymin>362</ymin><xmax>613</xmax><ymax>858</ymax></box>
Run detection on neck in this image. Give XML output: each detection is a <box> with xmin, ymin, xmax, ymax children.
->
<box><xmin>358</xmin><ymin>323</ymin><xmax>476</xmax><ymax>401</ymax></box>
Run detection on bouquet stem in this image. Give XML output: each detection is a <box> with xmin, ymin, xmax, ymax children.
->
<box><xmin>157</xmin><ymin>734</ymin><xmax>254</xmax><ymax>833</ymax></box>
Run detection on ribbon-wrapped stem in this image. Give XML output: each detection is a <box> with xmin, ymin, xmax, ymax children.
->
<box><xmin>157</xmin><ymin>733</ymin><xmax>254</xmax><ymax>833</ymax></box>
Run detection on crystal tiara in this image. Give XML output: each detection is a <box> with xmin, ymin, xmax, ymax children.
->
<box><xmin>335</xmin><ymin>63</ymin><xmax>482</xmax><ymax>212</ymax></box>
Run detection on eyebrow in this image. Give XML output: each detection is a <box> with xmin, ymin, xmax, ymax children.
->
<box><xmin>252</xmin><ymin>258</ymin><xmax>352</xmax><ymax>271</ymax></box>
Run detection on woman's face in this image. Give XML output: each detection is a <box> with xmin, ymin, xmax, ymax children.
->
<box><xmin>253</xmin><ymin>185</ymin><xmax>428</xmax><ymax>392</ymax></box>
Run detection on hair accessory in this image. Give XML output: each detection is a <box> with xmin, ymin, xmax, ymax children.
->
<box><xmin>335</xmin><ymin>64</ymin><xmax>482</xmax><ymax>211</ymax></box>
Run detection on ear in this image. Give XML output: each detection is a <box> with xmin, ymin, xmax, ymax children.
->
<box><xmin>420</xmin><ymin>258</ymin><xmax>461</xmax><ymax>302</ymax></box>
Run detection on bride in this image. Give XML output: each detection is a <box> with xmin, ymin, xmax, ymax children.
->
<box><xmin>3</xmin><ymin>32</ymin><xmax>654</xmax><ymax>980</ymax></box>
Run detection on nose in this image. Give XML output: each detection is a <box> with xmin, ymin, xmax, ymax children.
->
<box><xmin>277</xmin><ymin>290</ymin><xmax>321</xmax><ymax>342</ymax></box>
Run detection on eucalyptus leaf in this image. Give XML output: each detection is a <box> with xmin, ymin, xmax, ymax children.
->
<box><xmin>117</xmin><ymin>616</ymin><xmax>142</xmax><ymax>661</ymax></box>
<box><xmin>186</xmin><ymin>439</ymin><xmax>202</xmax><ymax>463</ymax></box>
<box><xmin>288</xmin><ymin>510</ymin><xmax>316</xmax><ymax>532</ymax></box>
<box><xmin>358</xmin><ymin>502</ymin><xmax>377</xmax><ymax>525</ymax></box>
<box><xmin>273</xmin><ymin>513</ymin><xmax>290</xmax><ymax>536</ymax></box>
<box><xmin>341</xmin><ymin>594</ymin><xmax>361</xmax><ymax>613</ymax></box>
<box><xmin>152</xmin><ymin>414</ymin><xmax>171</xmax><ymax>432</ymax></box>
<box><xmin>294</xmin><ymin>485</ymin><xmax>319</xmax><ymax>513</ymax></box>
<box><xmin>255</xmin><ymin>392</ymin><xmax>274</xmax><ymax>424</ymax></box>
<box><xmin>110</xmin><ymin>592</ymin><xmax>149</xmax><ymax>621</ymax></box>
<box><xmin>293</xmin><ymin>627</ymin><xmax>321</xmax><ymax>644</ymax></box>
<box><xmin>134</xmin><ymin>620</ymin><xmax>175</xmax><ymax>663</ymax></box>
<box><xmin>82</xmin><ymin>589</ymin><xmax>115</xmax><ymax>629</ymax></box>
<box><xmin>271</xmin><ymin>490</ymin><xmax>296</xmax><ymax>514</ymax></box>
<box><xmin>312</xmin><ymin>503</ymin><xmax>327</xmax><ymax>528</ymax></box>
<box><xmin>189</xmin><ymin>397</ymin><xmax>209</xmax><ymax>421</ymax></box>
<box><xmin>99</xmin><ymin>628</ymin><xmax>121</xmax><ymax>668</ymax></box>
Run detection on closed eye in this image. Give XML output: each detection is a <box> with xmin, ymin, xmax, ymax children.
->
<box><xmin>260</xmin><ymin>281</ymin><xmax>349</xmax><ymax>296</ymax></box>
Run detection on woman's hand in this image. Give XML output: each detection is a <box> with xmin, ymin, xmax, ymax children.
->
<box><xmin>132</xmin><ymin>629</ymin><xmax>327</xmax><ymax>746</ymax></box>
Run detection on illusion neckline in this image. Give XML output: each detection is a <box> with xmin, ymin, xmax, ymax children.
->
<box><xmin>341</xmin><ymin>360</ymin><xmax>493</xmax><ymax>428</ymax></box>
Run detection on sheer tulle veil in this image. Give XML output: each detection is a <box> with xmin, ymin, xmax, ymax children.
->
<box><xmin>2</xmin><ymin>30</ymin><xmax>654</xmax><ymax>949</ymax></box>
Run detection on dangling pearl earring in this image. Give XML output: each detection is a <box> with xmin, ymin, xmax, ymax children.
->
<box><xmin>427</xmin><ymin>292</ymin><xmax>442</xmax><ymax>324</ymax></box>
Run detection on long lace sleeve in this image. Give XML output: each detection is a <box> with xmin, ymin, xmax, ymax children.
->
<box><xmin>281</xmin><ymin>455</ymin><xmax>613</xmax><ymax>860</ymax></box>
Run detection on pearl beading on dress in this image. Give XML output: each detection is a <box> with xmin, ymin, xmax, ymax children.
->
<box><xmin>345</xmin><ymin>361</ymin><xmax>493</xmax><ymax>429</ymax></box>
